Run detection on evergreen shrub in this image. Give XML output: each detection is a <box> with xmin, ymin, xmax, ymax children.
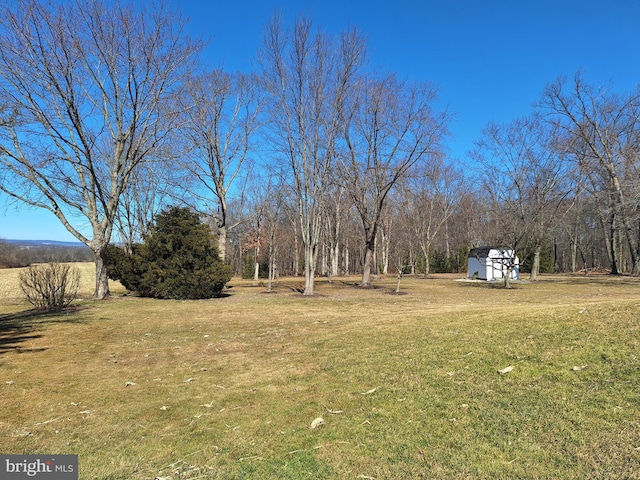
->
<box><xmin>107</xmin><ymin>207</ymin><xmax>232</xmax><ymax>299</ymax></box>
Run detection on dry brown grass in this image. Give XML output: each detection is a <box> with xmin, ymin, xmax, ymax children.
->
<box><xmin>0</xmin><ymin>262</ymin><xmax>125</xmax><ymax>301</ymax></box>
<box><xmin>1</xmin><ymin>269</ymin><xmax>639</xmax><ymax>479</ymax></box>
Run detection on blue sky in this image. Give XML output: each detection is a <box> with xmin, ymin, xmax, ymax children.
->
<box><xmin>2</xmin><ymin>0</ymin><xmax>639</xmax><ymax>241</ymax></box>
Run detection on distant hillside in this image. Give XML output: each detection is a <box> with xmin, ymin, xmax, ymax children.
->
<box><xmin>0</xmin><ymin>238</ymin><xmax>93</xmax><ymax>267</ymax></box>
<box><xmin>5</xmin><ymin>239</ymin><xmax>87</xmax><ymax>248</ymax></box>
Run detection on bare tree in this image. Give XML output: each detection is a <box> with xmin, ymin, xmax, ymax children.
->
<box><xmin>115</xmin><ymin>152</ymin><xmax>176</xmax><ymax>251</ymax></box>
<box><xmin>244</xmin><ymin>192</ymin><xmax>267</xmax><ymax>284</ymax></box>
<box><xmin>176</xmin><ymin>69</ymin><xmax>262</xmax><ymax>262</ymax></box>
<box><xmin>377</xmin><ymin>201</ymin><xmax>395</xmax><ymax>275</ymax></box>
<box><xmin>471</xmin><ymin>115</ymin><xmax>572</xmax><ymax>280</ymax></box>
<box><xmin>340</xmin><ymin>74</ymin><xmax>448</xmax><ymax>287</ymax></box>
<box><xmin>557</xmin><ymin>190</ymin><xmax>595</xmax><ymax>273</ymax></box>
<box><xmin>259</xmin><ymin>15</ymin><xmax>366</xmax><ymax>295</ymax></box>
<box><xmin>0</xmin><ymin>0</ymin><xmax>202</xmax><ymax>298</ymax></box>
<box><xmin>407</xmin><ymin>157</ymin><xmax>462</xmax><ymax>277</ymax></box>
<box><xmin>322</xmin><ymin>183</ymin><xmax>350</xmax><ymax>280</ymax></box>
<box><xmin>262</xmin><ymin>176</ymin><xmax>286</xmax><ymax>292</ymax></box>
<box><xmin>539</xmin><ymin>74</ymin><xmax>640</xmax><ymax>274</ymax></box>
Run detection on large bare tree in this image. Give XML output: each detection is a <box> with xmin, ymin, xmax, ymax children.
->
<box><xmin>0</xmin><ymin>0</ymin><xmax>201</xmax><ymax>298</ymax></box>
<box><xmin>176</xmin><ymin>69</ymin><xmax>262</xmax><ymax>262</ymax></box>
<box><xmin>471</xmin><ymin>115</ymin><xmax>572</xmax><ymax>280</ymax></box>
<box><xmin>340</xmin><ymin>74</ymin><xmax>448</xmax><ymax>287</ymax></box>
<box><xmin>539</xmin><ymin>74</ymin><xmax>640</xmax><ymax>275</ymax></box>
<box><xmin>259</xmin><ymin>15</ymin><xmax>366</xmax><ymax>295</ymax></box>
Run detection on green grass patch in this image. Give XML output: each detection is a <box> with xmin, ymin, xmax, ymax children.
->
<box><xmin>1</xmin><ymin>268</ymin><xmax>639</xmax><ymax>478</ymax></box>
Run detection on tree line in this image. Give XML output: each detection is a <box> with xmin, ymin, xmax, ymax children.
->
<box><xmin>0</xmin><ymin>240</ymin><xmax>93</xmax><ymax>268</ymax></box>
<box><xmin>0</xmin><ymin>0</ymin><xmax>638</xmax><ymax>298</ymax></box>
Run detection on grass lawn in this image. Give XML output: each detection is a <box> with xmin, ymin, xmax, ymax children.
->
<box><xmin>1</xmin><ymin>265</ymin><xmax>639</xmax><ymax>479</ymax></box>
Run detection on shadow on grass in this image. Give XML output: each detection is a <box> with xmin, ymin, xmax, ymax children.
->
<box><xmin>456</xmin><ymin>280</ymin><xmax>525</xmax><ymax>289</ymax></box>
<box><xmin>0</xmin><ymin>307</ymin><xmax>86</xmax><ymax>356</ymax></box>
<box><xmin>536</xmin><ymin>273</ymin><xmax>639</xmax><ymax>286</ymax></box>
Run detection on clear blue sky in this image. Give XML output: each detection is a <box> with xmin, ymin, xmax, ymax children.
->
<box><xmin>2</xmin><ymin>0</ymin><xmax>639</xmax><ymax>241</ymax></box>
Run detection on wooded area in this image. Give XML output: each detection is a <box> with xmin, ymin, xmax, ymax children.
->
<box><xmin>1</xmin><ymin>0</ymin><xmax>639</xmax><ymax>296</ymax></box>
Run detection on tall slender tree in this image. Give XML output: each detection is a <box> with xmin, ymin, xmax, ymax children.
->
<box><xmin>340</xmin><ymin>74</ymin><xmax>448</xmax><ymax>287</ymax></box>
<box><xmin>176</xmin><ymin>70</ymin><xmax>263</xmax><ymax>262</ymax></box>
<box><xmin>259</xmin><ymin>15</ymin><xmax>366</xmax><ymax>295</ymax></box>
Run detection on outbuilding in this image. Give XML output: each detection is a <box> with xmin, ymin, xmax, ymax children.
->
<box><xmin>467</xmin><ymin>247</ymin><xmax>520</xmax><ymax>281</ymax></box>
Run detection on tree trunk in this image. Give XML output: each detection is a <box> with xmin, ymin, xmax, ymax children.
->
<box><xmin>253</xmin><ymin>246</ymin><xmax>260</xmax><ymax>283</ymax></box>
<box><xmin>330</xmin><ymin>243</ymin><xmax>340</xmax><ymax>278</ymax></box>
<box><xmin>380</xmin><ymin>227</ymin><xmax>390</xmax><ymax>275</ymax></box>
<box><xmin>267</xmin><ymin>262</ymin><xmax>274</xmax><ymax>293</ymax></box>
<box><xmin>267</xmin><ymin>223</ymin><xmax>278</xmax><ymax>292</ymax></box>
<box><xmin>361</xmin><ymin>245</ymin><xmax>374</xmax><ymax>287</ymax></box>
<box><xmin>410</xmin><ymin>248</ymin><xmax>416</xmax><ymax>276</ymax></box>
<box><xmin>503</xmin><ymin>269</ymin><xmax>512</xmax><ymax>289</ymax></box>
<box><xmin>360</xmin><ymin>221</ymin><xmax>378</xmax><ymax>287</ymax></box>
<box><xmin>293</xmin><ymin>224</ymin><xmax>300</xmax><ymax>276</ymax></box>
<box><xmin>218</xmin><ymin>225</ymin><xmax>227</xmax><ymax>262</ymax></box>
<box><xmin>421</xmin><ymin>243</ymin><xmax>431</xmax><ymax>278</ymax></box>
<box><xmin>444</xmin><ymin>219</ymin><xmax>451</xmax><ymax>268</ymax></box>
<box><xmin>303</xmin><ymin>242</ymin><xmax>318</xmax><ymax>295</ymax></box>
<box><xmin>570</xmin><ymin>237</ymin><xmax>578</xmax><ymax>273</ymax></box>
<box><xmin>94</xmin><ymin>246</ymin><xmax>110</xmax><ymax>299</ymax></box>
<box><xmin>530</xmin><ymin>244</ymin><xmax>541</xmax><ymax>281</ymax></box>
<box><xmin>395</xmin><ymin>270</ymin><xmax>403</xmax><ymax>293</ymax></box>
<box><xmin>608</xmin><ymin>168</ymin><xmax>640</xmax><ymax>275</ymax></box>
<box><xmin>343</xmin><ymin>242</ymin><xmax>349</xmax><ymax>276</ymax></box>
<box><xmin>608</xmin><ymin>213</ymin><xmax>620</xmax><ymax>274</ymax></box>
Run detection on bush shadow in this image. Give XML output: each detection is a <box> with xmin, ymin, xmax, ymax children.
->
<box><xmin>456</xmin><ymin>280</ymin><xmax>524</xmax><ymax>290</ymax></box>
<box><xmin>0</xmin><ymin>307</ymin><xmax>86</xmax><ymax>356</ymax></box>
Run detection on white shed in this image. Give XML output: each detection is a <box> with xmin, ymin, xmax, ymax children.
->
<box><xmin>467</xmin><ymin>247</ymin><xmax>520</xmax><ymax>281</ymax></box>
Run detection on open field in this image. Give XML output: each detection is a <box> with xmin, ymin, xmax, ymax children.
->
<box><xmin>1</xmin><ymin>264</ymin><xmax>639</xmax><ymax>479</ymax></box>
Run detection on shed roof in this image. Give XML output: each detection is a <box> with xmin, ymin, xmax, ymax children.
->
<box><xmin>468</xmin><ymin>247</ymin><xmax>513</xmax><ymax>258</ymax></box>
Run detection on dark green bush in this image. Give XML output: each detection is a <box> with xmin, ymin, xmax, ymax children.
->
<box><xmin>106</xmin><ymin>244</ymin><xmax>148</xmax><ymax>294</ymax></box>
<box><xmin>107</xmin><ymin>207</ymin><xmax>232</xmax><ymax>299</ymax></box>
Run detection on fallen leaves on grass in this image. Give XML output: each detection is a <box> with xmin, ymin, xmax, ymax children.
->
<box><xmin>34</xmin><ymin>417</ymin><xmax>61</xmax><ymax>426</ymax></box>
<box><xmin>324</xmin><ymin>405</ymin><xmax>343</xmax><ymax>414</ymax></box>
<box><xmin>498</xmin><ymin>366</ymin><xmax>514</xmax><ymax>375</ymax></box>
<box><xmin>310</xmin><ymin>417</ymin><xmax>325</xmax><ymax>429</ymax></box>
<box><xmin>360</xmin><ymin>387</ymin><xmax>378</xmax><ymax>395</ymax></box>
